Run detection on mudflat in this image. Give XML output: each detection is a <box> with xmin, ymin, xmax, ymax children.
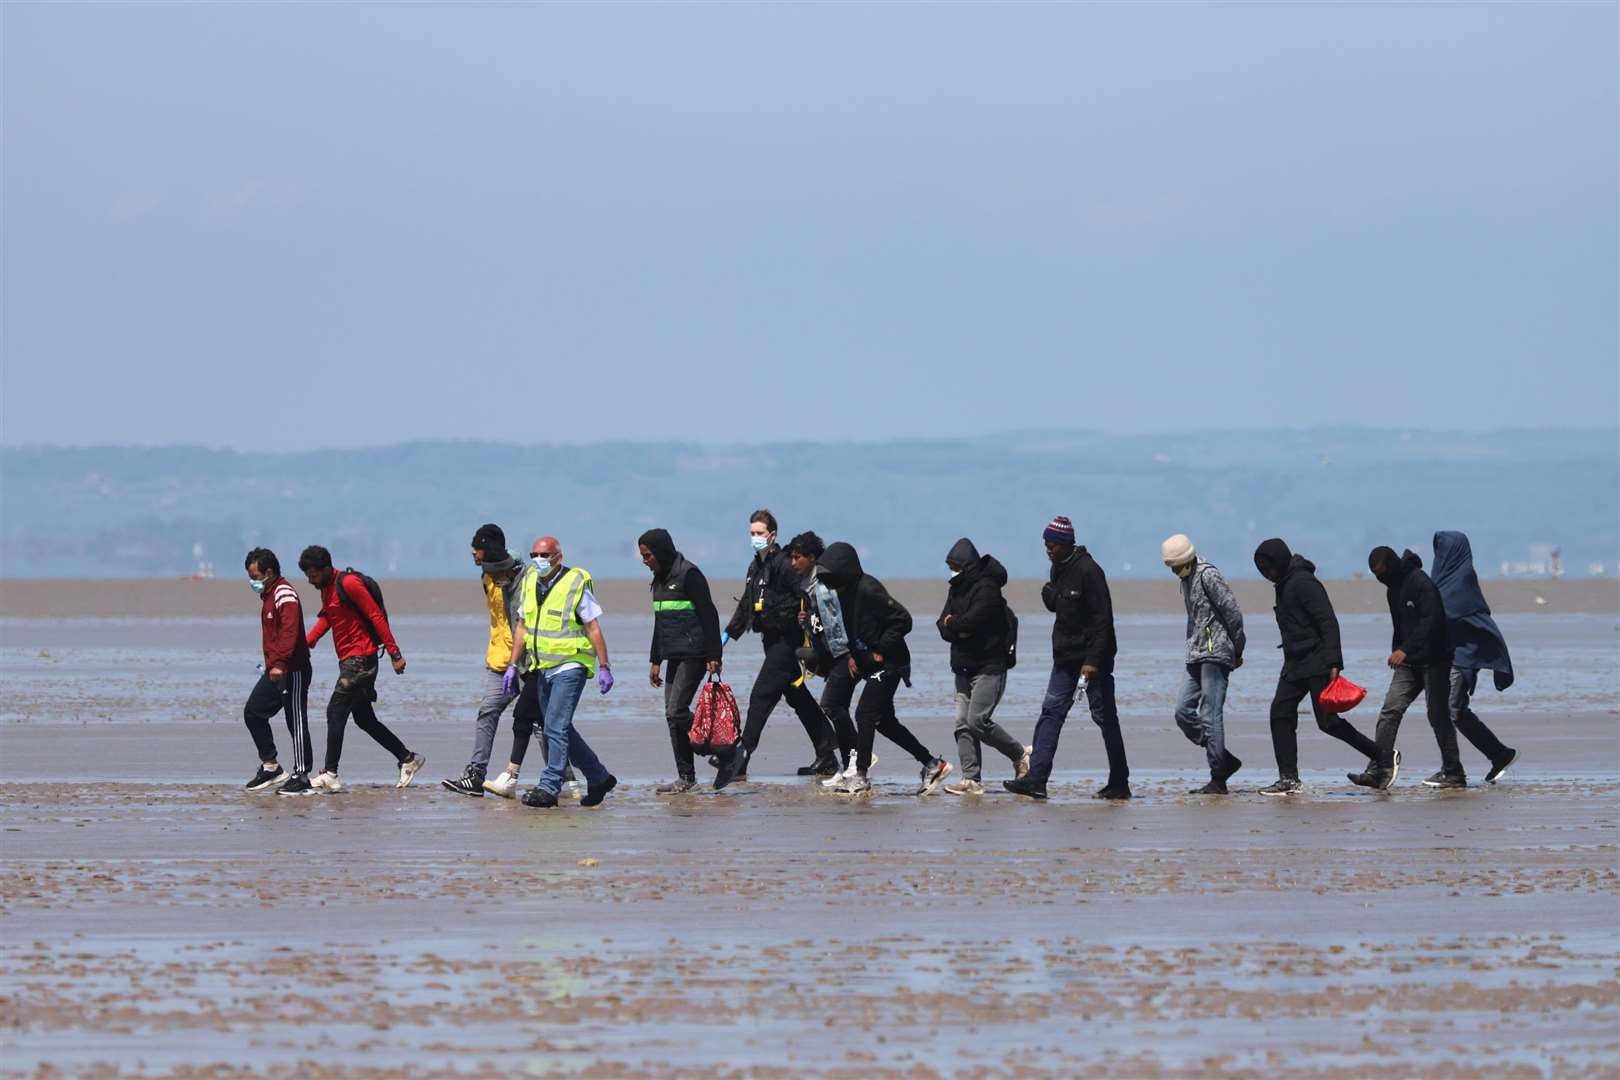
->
<box><xmin>1</xmin><ymin>611</ymin><xmax>1616</xmax><ymax>1076</ymax></box>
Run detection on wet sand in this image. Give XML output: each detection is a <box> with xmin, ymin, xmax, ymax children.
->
<box><xmin>2</xmin><ymin>613</ymin><xmax>1617</xmax><ymax>1076</ymax></box>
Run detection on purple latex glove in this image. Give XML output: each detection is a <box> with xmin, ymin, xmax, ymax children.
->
<box><xmin>597</xmin><ymin>667</ymin><xmax>614</xmax><ymax>695</ymax></box>
<box><xmin>502</xmin><ymin>664</ymin><xmax>518</xmax><ymax>696</ymax></box>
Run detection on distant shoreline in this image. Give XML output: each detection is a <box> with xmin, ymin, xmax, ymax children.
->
<box><xmin>1</xmin><ymin>577</ymin><xmax>1613</xmax><ymax>619</ymax></box>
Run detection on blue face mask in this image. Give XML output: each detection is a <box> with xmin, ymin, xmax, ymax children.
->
<box><xmin>533</xmin><ymin>557</ymin><xmax>553</xmax><ymax>576</ymax></box>
<box><xmin>250</xmin><ymin>578</ymin><xmax>267</xmax><ymax>594</ymax></box>
<box><xmin>750</xmin><ymin>535</ymin><xmax>769</xmax><ymax>552</ymax></box>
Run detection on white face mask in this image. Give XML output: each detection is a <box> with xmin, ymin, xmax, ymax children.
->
<box><xmin>250</xmin><ymin>578</ymin><xmax>267</xmax><ymax>594</ymax></box>
<box><xmin>750</xmin><ymin>535</ymin><xmax>769</xmax><ymax>552</ymax></box>
<box><xmin>534</xmin><ymin>557</ymin><xmax>554</xmax><ymax>576</ymax></box>
<box><xmin>948</xmin><ymin>569</ymin><xmax>961</xmax><ymax>580</ymax></box>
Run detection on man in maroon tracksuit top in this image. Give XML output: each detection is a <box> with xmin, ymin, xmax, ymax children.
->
<box><xmin>298</xmin><ymin>545</ymin><xmax>425</xmax><ymax>792</ymax></box>
<box><xmin>242</xmin><ymin>547</ymin><xmax>315</xmax><ymax>794</ymax></box>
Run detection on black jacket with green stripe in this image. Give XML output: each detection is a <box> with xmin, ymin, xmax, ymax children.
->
<box><xmin>649</xmin><ymin>554</ymin><xmax>723</xmax><ymax>664</ymax></box>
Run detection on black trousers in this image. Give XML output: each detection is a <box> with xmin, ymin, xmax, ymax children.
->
<box><xmin>244</xmin><ymin>667</ymin><xmax>313</xmax><ymax>775</ymax></box>
<box><xmin>741</xmin><ymin>638</ymin><xmax>835</xmax><ymax>761</ymax></box>
<box><xmin>662</xmin><ymin>657</ymin><xmax>708</xmax><ymax>781</ymax></box>
<box><xmin>324</xmin><ymin>654</ymin><xmax>410</xmax><ymax>773</ymax></box>
<box><xmin>819</xmin><ymin>662</ymin><xmax>859</xmax><ymax>759</ymax></box>
<box><xmin>1269</xmin><ymin>671</ymin><xmax>1378</xmax><ymax>779</ymax></box>
<box><xmin>854</xmin><ymin>667</ymin><xmax>933</xmax><ymax>773</ymax></box>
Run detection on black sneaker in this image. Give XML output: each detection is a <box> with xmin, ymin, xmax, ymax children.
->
<box><xmin>1192</xmin><ymin>778</ymin><xmax>1228</xmax><ymax>795</ymax></box>
<box><xmin>1260</xmin><ymin>777</ymin><xmax>1302</xmax><ymax>796</ymax></box>
<box><xmin>580</xmin><ymin>774</ymin><xmax>618</xmax><ymax>807</ymax></box>
<box><xmin>246</xmin><ymin>765</ymin><xmax>287</xmax><ymax>791</ymax></box>
<box><xmin>1422</xmin><ymin>771</ymin><xmax>1467</xmax><ymax>790</ymax></box>
<box><xmin>1347</xmin><ymin>768</ymin><xmax>1387</xmax><ymax>789</ymax></box>
<box><xmin>1485</xmin><ymin>749</ymin><xmax>1517</xmax><ymax>784</ymax></box>
<box><xmin>798</xmin><ymin>756</ymin><xmax>840</xmax><ymax>778</ymax></box>
<box><xmin>1002</xmin><ymin>777</ymin><xmax>1048</xmax><ymax>800</ymax></box>
<box><xmin>1094</xmin><ymin>782</ymin><xmax>1132</xmax><ymax>800</ymax></box>
<box><xmin>714</xmin><ymin>747</ymin><xmax>747</xmax><ymax>791</ymax></box>
<box><xmin>520</xmin><ymin>786</ymin><xmax>559</xmax><ymax>808</ymax></box>
<box><xmin>657</xmin><ymin>778</ymin><xmax>697</xmax><ymax>794</ymax></box>
<box><xmin>441</xmin><ymin>767</ymin><xmax>487</xmax><ymax>797</ymax></box>
<box><xmin>1214</xmin><ymin>751</ymin><xmax>1242</xmax><ymax>784</ymax></box>
<box><xmin>277</xmin><ymin>772</ymin><xmax>314</xmax><ymax>796</ymax></box>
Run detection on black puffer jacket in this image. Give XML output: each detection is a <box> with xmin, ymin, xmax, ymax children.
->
<box><xmin>1255</xmin><ymin>539</ymin><xmax>1343</xmax><ymax>680</ymax></box>
<box><xmin>936</xmin><ymin>538</ymin><xmax>1010</xmax><ymax>675</ymax></box>
<box><xmin>1042</xmin><ymin>546</ymin><xmax>1116</xmax><ymax>672</ymax></box>
<box><xmin>1383</xmin><ymin>549</ymin><xmax>1454</xmax><ymax>667</ymax></box>
<box><xmin>818</xmin><ymin>542</ymin><xmax>911</xmax><ymax>674</ymax></box>
<box><xmin>724</xmin><ymin>544</ymin><xmax>802</xmax><ymax>645</ymax></box>
<box><xmin>639</xmin><ymin>529</ymin><xmax>722</xmax><ymax>665</ymax></box>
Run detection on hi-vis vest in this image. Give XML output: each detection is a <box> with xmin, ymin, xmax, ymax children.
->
<box><xmin>522</xmin><ymin>566</ymin><xmax>598</xmax><ymax>676</ymax></box>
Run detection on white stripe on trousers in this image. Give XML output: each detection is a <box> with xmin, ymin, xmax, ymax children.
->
<box><xmin>284</xmin><ymin>669</ymin><xmax>308</xmax><ymax>774</ymax></box>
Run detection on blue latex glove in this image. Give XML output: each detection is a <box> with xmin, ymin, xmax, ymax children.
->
<box><xmin>597</xmin><ymin>667</ymin><xmax>614</xmax><ymax>695</ymax></box>
<box><xmin>719</xmin><ymin>632</ymin><xmax>729</xmax><ymax>648</ymax></box>
<box><xmin>502</xmin><ymin>664</ymin><xmax>518</xmax><ymax>696</ymax></box>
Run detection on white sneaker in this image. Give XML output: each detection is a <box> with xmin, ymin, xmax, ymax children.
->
<box><xmin>917</xmin><ymin>758</ymin><xmax>952</xmax><ymax>796</ymax></box>
<box><xmin>835</xmin><ymin>774</ymin><xmax>872</xmax><ymax>796</ymax></box>
<box><xmin>1016</xmin><ymin>746</ymin><xmax>1032</xmax><ymax>780</ymax></box>
<box><xmin>821</xmin><ymin>753</ymin><xmax>876</xmax><ymax>788</ymax></box>
<box><xmin>944</xmin><ymin>778</ymin><xmax>984</xmax><ymax>796</ymax></box>
<box><xmin>310</xmin><ymin>771</ymin><xmax>343</xmax><ymax>794</ymax></box>
<box><xmin>397</xmin><ymin>752</ymin><xmax>426</xmax><ymax>788</ymax></box>
<box><xmin>482</xmin><ymin>771</ymin><xmax>519</xmax><ymax>798</ymax></box>
<box><xmin>562</xmin><ymin>780</ymin><xmax>585</xmax><ymax>801</ymax></box>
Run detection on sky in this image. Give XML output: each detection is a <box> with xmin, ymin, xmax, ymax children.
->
<box><xmin>3</xmin><ymin>2</ymin><xmax>1615</xmax><ymax>449</ymax></box>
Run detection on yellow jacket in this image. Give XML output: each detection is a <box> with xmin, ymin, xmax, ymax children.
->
<box><xmin>484</xmin><ymin>572</ymin><xmax>516</xmax><ymax>670</ymax></box>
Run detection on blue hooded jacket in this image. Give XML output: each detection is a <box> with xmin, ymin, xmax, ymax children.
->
<box><xmin>1431</xmin><ymin>531</ymin><xmax>1514</xmax><ymax>691</ymax></box>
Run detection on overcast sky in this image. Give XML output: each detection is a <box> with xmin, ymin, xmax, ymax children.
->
<box><xmin>3</xmin><ymin>2</ymin><xmax>1615</xmax><ymax>449</ymax></box>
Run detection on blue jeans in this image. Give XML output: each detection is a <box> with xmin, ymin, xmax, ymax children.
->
<box><xmin>530</xmin><ymin>667</ymin><xmax>610</xmax><ymax>796</ymax></box>
<box><xmin>1174</xmin><ymin>662</ymin><xmax>1230</xmax><ymax>773</ymax></box>
<box><xmin>1028</xmin><ymin>664</ymin><xmax>1129</xmax><ymax>786</ymax></box>
<box><xmin>469</xmin><ymin>666</ymin><xmax>519</xmax><ymax>771</ymax></box>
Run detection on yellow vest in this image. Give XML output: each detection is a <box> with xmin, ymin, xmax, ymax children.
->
<box><xmin>522</xmin><ymin>566</ymin><xmax>597</xmax><ymax>676</ymax></box>
<box><xmin>483</xmin><ymin>573</ymin><xmax>515</xmax><ymax>671</ymax></box>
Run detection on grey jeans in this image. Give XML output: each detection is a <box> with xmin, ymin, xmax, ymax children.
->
<box><xmin>953</xmin><ymin>670</ymin><xmax>1024</xmax><ymax>781</ymax></box>
<box><xmin>1174</xmin><ymin>661</ymin><xmax>1230</xmax><ymax>773</ymax></box>
<box><xmin>1375</xmin><ymin>662</ymin><xmax>1460</xmax><ymax>775</ymax></box>
<box><xmin>468</xmin><ymin>666</ymin><xmax>519</xmax><ymax>772</ymax></box>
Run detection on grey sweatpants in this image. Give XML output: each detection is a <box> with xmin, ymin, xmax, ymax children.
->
<box><xmin>1375</xmin><ymin>662</ymin><xmax>1460</xmax><ymax>776</ymax></box>
<box><xmin>953</xmin><ymin>670</ymin><xmax>1024</xmax><ymax>781</ymax></box>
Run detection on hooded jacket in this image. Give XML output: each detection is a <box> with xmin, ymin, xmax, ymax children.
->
<box><xmin>479</xmin><ymin>555</ymin><xmax>524</xmax><ymax>671</ymax></box>
<box><xmin>1254</xmin><ymin>539</ymin><xmax>1342</xmax><ymax>680</ymax></box>
<box><xmin>1380</xmin><ymin>549</ymin><xmax>1454</xmax><ymax>668</ymax></box>
<box><xmin>1431</xmin><ymin>530</ymin><xmax>1513</xmax><ymax>690</ymax></box>
<box><xmin>818</xmin><ymin>541</ymin><xmax>911</xmax><ymax>674</ymax></box>
<box><xmin>936</xmin><ymin>538</ymin><xmax>1011</xmax><ymax>675</ymax></box>
<box><xmin>1041</xmin><ymin>546</ymin><xmax>1116</xmax><ymax>671</ymax></box>
<box><xmin>639</xmin><ymin>529</ymin><xmax>722</xmax><ymax>665</ymax></box>
<box><xmin>723</xmin><ymin>543</ymin><xmax>802</xmax><ymax>644</ymax></box>
<box><xmin>1179</xmin><ymin>559</ymin><xmax>1246</xmax><ymax>668</ymax></box>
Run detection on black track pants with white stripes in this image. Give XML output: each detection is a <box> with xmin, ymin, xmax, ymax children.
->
<box><xmin>244</xmin><ymin>668</ymin><xmax>313</xmax><ymax>775</ymax></box>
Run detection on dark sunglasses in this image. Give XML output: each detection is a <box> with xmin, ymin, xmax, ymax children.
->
<box><xmin>531</xmin><ymin>550</ymin><xmax>557</xmax><ymax>559</ymax></box>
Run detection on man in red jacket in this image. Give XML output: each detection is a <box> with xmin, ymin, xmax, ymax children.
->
<box><xmin>299</xmin><ymin>545</ymin><xmax>425</xmax><ymax>792</ymax></box>
<box><xmin>243</xmin><ymin>548</ymin><xmax>315</xmax><ymax>794</ymax></box>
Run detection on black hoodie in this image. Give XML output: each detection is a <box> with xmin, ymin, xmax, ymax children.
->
<box><xmin>639</xmin><ymin>528</ymin><xmax>722</xmax><ymax>664</ymax></box>
<box><xmin>936</xmin><ymin>538</ymin><xmax>1011</xmax><ymax>675</ymax></box>
<box><xmin>1042</xmin><ymin>546</ymin><xmax>1116</xmax><ymax>671</ymax></box>
<box><xmin>818</xmin><ymin>541</ymin><xmax>911</xmax><ymax>674</ymax></box>
<box><xmin>1380</xmin><ymin>549</ymin><xmax>1453</xmax><ymax>668</ymax></box>
<box><xmin>1254</xmin><ymin>538</ymin><xmax>1342</xmax><ymax>680</ymax></box>
<box><xmin>723</xmin><ymin>542</ymin><xmax>802</xmax><ymax>644</ymax></box>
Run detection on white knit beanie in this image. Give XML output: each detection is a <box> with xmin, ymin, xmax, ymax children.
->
<box><xmin>1161</xmin><ymin>534</ymin><xmax>1196</xmax><ymax>567</ymax></box>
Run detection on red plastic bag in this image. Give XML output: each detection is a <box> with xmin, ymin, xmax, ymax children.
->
<box><xmin>689</xmin><ymin>676</ymin><xmax>740</xmax><ymax>754</ymax></box>
<box><xmin>1319</xmin><ymin>674</ymin><xmax>1367</xmax><ymax>714</ymax></box>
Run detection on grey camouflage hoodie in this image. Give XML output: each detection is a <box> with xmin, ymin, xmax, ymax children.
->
<box><xmin>1179</xmin><ymin>559</ymin><xmax>1245</xmax><ymax>667</ymax></box>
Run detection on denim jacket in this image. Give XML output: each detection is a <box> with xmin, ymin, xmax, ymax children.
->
<box><xmin>805</xmin><ymin>572</ymin><xmax>851</xmax><ymax>659</ymax></box>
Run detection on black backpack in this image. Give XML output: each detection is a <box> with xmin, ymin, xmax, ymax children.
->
<box><xmin>1004</xmin><ymin>601</ymin><xmax>1020</xmax><ymax>670</ymax></box>
<box><xmin>338</xmin><ymin>568</ymin><xmax>389</xmax><ymax>649</ymax></box>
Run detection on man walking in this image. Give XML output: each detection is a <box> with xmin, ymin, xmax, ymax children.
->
<box><xmin>1352</xmin><ymin>546</ymin><xmax>1464</xmax><ymax>790</ymax></box>
<box><xmin>1162</xmin><ymin>534</ymin><xmax>1245</xmax><ymax>794</ymax></box>
<box><xmin>511</xmin><ymin>536</ymin><xmax>618</xmax><ymax>809</ymax></box>
<box><xmin>786</xmin><ymin>532</ymin><xmax>864</xmax><ymax>786</ymax></box>
<box><xmin>1252</xmin><ymin>538</ymin><xmax>1379</xmax><ymax>795</ymax></box>
<box><xmin>936</xmin><ymin>538</ymin><xmax>1029</xmax><ymax>796</ymax></box>
<box><xmin>1005</xmin><ymin>516</ymin><xmax>1131</xmax><ymax>801</ymax></box>
<box><xmin>719</xmin><ymin>510</ymin><xmax>838</xmax><ymax>785</ymax></box>
<box><xmin>1431</xmin><ymin>530</ymin><xmax>1519</xmax><ymax>783</ymax></box>
<box><xmin>816</xmin><ymin>542</ymin><xmax>952</xmax><ymax>797</ymax></box>
<box><xmin>638</xmin><ymin>528</ymin><xmax>725</xmax><ymax>794</ymax></box>
<box><xmin>443</xmin><ymin>524</ymin><xmax>527</xmax><ymax>796</ymax></box>
<box><xmin>300</xmin><ymin>545</ymin><xmax>425</xmax><ymax>792</ymax></box>
<box><xmin>241</xmin><ymin>547</ymin><xmax>314</xmax><ymax>794</ymax></box>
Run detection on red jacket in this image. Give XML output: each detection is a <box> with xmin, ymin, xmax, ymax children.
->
<box><xmin>307</xmin><ymin>571</ymin><xmax>401</xmax><ymax>662</ymax></box>
<box><xmin>261</xmin><ymin>576</ymin><xmax>312</xmax><ymax>674</ymax></box>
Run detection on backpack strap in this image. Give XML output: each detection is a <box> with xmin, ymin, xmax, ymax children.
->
<box><xmin>337</xmin><ymin>569</ymin><xmax>384</xmax><ymax>648</ymax></box>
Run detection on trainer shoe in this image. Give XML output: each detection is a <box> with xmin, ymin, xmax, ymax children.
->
<box><xmin>1002</xmin><ymin>777</ymin><xmax>1048</xmax><ymax>800</ymax></box>
<box><xmin>1214</xmin><ymin>751</ymin><xmax>1242</xmax><ymax>784</ymax></box>
<box><xmin>482</xmin><ymin>771</ymin><xmax>519</xmax><ymax>798</ymax></box>
<box><xmin>714</xmin><ymin>747</ymin><xmax>748</xmax><ymax>791</ymax></box>
<box><xmin>277</xmin><ymin>772</ymin><xmax>314</xmax><ymax>796</ymax></box>
<box><xmin>1094</xmin><ymin>782</ymin><xmax>1132</xmax><ymax>801</ymax></box>
<box><xmin>1485</xmin><ymin>748</ymin><xmax>1517</xmax><ymax>784</ymax></box>
<box><xmin>441</xmin><ymin>767</ymin><xmax>486</xmax><ymax>797</ymax></box>
<box><xmin>917</xmin><ymin>758</ymin><xmax>952</xmax><ymax>796</ymax></box>
<box><xmin>1260</xmin><ymin>777</ymin><xmax>1302</xmax><ymax>796</ymax></box>
<box><xmin>1347</xmin><ymin>767</ymin><xmax>1387</xmax><ymax>789</ymax></box>
<box><xmin>797</xmin><ymin>756</ymin><xmax>839</xmax><ymax>777</ymax></box>
<box><xmin>1191</xmin><ymin>778</ymin><xmax>1228</xmax><ymax>795</ymax></box>
<box><xmin>246</xmin><ymin>765</ymin><xmax>287</xmax><ymax>791</ymax></box>
<box><xmin>310</xmin><ymin>770</ymin><xmax>343</xmax><ymax>794</ymax></box>
<box><xmin>657</xmin><ymin>778</ymin><xmax>698</xmax><ymax>794</ymax></box>
<box><xmin>835</xmin><ymin>774</ymin><xmax>872</xmax><ymax>796</ymax></box>
<box><xmin>1390</xmin><ymin>748</ymin><xmax>1402</xmax><ymax>786</ymax></box>
<box><xmin>581</xmin><ymin>774</ymin><xmax>618</xmax><ymax>807</ymax></box>
<box><xmin>1016</xmin><ymin>746</ymin><xmax>1032</xmax><ymax>780</ymax></box>
<box><xmin>1422</xmin><ymin>771</ymin><xmax>1468</xmax><ymax>790</ymax></box>
<box><xmin>943</xmin><ymin>778</ymin><xmax>984</xmax><ymax>796</ymax></box>
<box><xmin>396</xmin><ymin>752</ymin><xmax>426</xmax><ymax>789</ymax></box>
<box><xmin>520</xmin><ymin>786</ymin><xmax>559</xmax><ymax>808</ymax></box>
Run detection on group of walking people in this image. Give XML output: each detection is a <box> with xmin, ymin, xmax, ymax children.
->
<box><xmin>236</xmin><ymin>513</ymin><xmax>1520</xmax><ymax>805</ymax></box>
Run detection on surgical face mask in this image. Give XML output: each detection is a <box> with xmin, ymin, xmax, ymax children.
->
<box><xmin>948</xmin><ymin>569</ymin><xmax>961</xmax><ymax>580</ymax></box>
<box><xmin>750</xmin><ymin>535</ymin><xmax>769</xmax><ymax>552</ymax></box>
<box><xmin>250</xmin><ymin>578</ymin><xmax>267</xmax><ymax>594</ymax></box>
<box><xmin>533</xmin><ymin>557</ymin><xmax>554</xmax><ymax>576</ymax></box>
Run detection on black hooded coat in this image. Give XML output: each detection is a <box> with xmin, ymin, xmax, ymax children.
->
<box><xmin>1380</xmin><ymin>549</ymin><xmax>1453</xmax><ymax>668</ymax></box>
<box><xmin>936</xmin><ymin>538</ymin><xmax>1011</xmax><ymax>675</ymax></box>
<box><xmin>1254</xmin><ymin>538</ymin><xmax>1343</xmax><ymax>681</ymax></box>
<box><xmin>817</xmin><ymin>542</ymin><xmax>911</xmax><ymax>674</ymax></box>
<box><xmin>638</xmin><ymin>528</ymin><xmax>722</xmax><ymax>664</ymax></box>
